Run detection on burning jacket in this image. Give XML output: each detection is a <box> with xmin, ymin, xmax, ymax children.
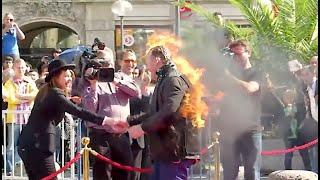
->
<box><xmin>130</xmin><ymin>64</ymin><xmax>199</xmax><ymax>162</ymax></box>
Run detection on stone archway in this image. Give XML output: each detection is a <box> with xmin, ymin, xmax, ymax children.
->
<box><xmin>12</xmin><ymin>1</ymin><xmax>86</xmax><ymax>47</ymax></box>
<box><xmin>19</xmin><ymin>19</ymin><xmax>82</xmax><ymax>49</ymax></box>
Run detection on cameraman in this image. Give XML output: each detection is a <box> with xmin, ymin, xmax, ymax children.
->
<box><xmin>72</xmin><ymin>49</ymin><xmax>141</xmax><ymax>180</ymax></box>
<box><xmin>2</xmin><ymin>13</ymin><xmax>25</xmax><ymax>60</ymax></box>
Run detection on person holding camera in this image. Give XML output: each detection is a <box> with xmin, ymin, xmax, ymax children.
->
<box><xmin>73</xmin><ymin>48</ymin><xmax>141</xmax><ymax>180</ymax></box>
<box><xmin>2</xmin><ymin>13</ymin><xmax>25</xmax><ymax>60</ymax></box>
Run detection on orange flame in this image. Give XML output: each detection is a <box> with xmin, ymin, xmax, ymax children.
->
<box><xmin>147</xmin><ymin>32</ymin><xmax>208</xmax><ymax>128</ymax></box>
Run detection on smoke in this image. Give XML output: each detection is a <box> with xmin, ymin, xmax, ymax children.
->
<box><xmin>178</xmin><ymin>20</ymin><xmax>295</xmax><ymax>137</ymax></box>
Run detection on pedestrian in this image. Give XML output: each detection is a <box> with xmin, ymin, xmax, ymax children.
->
<box><xmin>128</xmin><ymin>45</ymin><xmax>196</xmax><ymax>180</ymax></box>
<box><xmin>2</xmin><ymin>13</ymin><xmax>25</xmax><ymax>60</ymax></box>
<box><xmin>17</xmin><ymin>60</ymin><xmax>127</xmax><ymax>180</ymax></box>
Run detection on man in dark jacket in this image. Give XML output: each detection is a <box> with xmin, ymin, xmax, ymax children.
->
<box><xmin>128</xmin><ymin>46</ymin><xmax>194</xmax><ymax>180</ymax></box>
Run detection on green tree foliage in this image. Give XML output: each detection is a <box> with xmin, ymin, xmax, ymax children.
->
<box><xmin>177</xmin><ymin>0</ymin><xmax>318</xmax><ymax>64</ymax></box>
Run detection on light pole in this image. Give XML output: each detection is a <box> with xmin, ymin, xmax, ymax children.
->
<box><xmin>111</xmin><ymin>0</ymin><xmax>133</xmax><ymax>53</ymax></box>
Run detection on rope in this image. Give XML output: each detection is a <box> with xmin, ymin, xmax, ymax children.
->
<box><xmin>41</xmin><ymin>151</ymin><xmax>83</xmax><ymax>180</ymax></box>
<box><xmin>89</xmin><ymin>149</ymin><xmax>152</xmax><ymax>173</ymax></box>
<box><xmin>199</xmin><ymin>139</ymin><xmax>318</xmax><ymax>156</ymax></box>
<box><xmin>261</xmin><ymin>138</ymin><xmax>318</xmax><ymax>156</ymax></box>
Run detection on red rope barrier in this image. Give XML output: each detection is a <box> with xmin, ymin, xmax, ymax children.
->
<box><xmin>92</xmin><ymin>151</ymin><xmax>152</xmax><ymax>173</ymax></box>
<box><xmin>199</xmin><ymin>139</ymin><xmax>318</xmax><ymax>156</ymax></box>
<box><xmin>261</xmin><ymin>138</ymin><xmax>318</xmax><ymax>156</ymax></box>
<box><xmin>41</xmin><ymin>152</ymin><xmax>82</xmax><ymax>180</ymax></box>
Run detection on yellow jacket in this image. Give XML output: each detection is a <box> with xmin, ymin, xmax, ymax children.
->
<box><xmin>3</xmin><ymin>77</ymin><xmax>38</xmax><ymax>123</ymax></box>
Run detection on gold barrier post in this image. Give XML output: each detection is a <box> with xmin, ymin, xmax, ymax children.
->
<box><xmin>82</xmin><ymin>137</ymin><xmax>90</xmax><ymax>180</ymax></box>
<box><xmin>213</xmin><ymin>132</ymin><xmax>221</xmax><ymax>180</ymax></box>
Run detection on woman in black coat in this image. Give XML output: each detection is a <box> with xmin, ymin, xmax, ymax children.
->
<box><xmin>17</xmin><ymin>60</ymin><xmax>127</xmax><ymax>180</ymax></box>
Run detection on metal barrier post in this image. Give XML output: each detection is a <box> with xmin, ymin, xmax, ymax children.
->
<box><xmin>82</xmin><ymin>137</ymin><xmax>90</xmax><ymax>180</ymax></box>
<box><xmin>213</xmin><ymin>131</ymin><xmax>221</xmax><ymax>180</ymax></box>
<box><xmin>77</xmin><ymin>119</ymin><xmax>82</xmax><ymax>180</ymax></box>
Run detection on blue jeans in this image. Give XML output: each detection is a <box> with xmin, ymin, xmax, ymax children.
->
<box><xmin>150</xmin><ymin>160</ymin><xmax>194</xmax><ymax>180</ymax></box>
<box><xmin>252</xmin><ymin>132</ymin><xmax>262</xmax><ymax>180</ymax></box>
<box><xmin>309</xmin><ymin>144</ymin><xmax>318</xmax><ymax>173</ymax></box>
<box><xmin>6</xmin><ymin>124</ymin><xmax>22</xmax><ymax>173</ymax></box>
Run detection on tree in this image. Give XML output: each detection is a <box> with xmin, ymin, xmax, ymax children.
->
<box><xmin>177</xmin><ymin>0</ymin><xmax>318</xmax><ymax>65</ymax></box>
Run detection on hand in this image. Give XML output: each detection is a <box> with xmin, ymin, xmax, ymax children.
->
<box><xmin>69</xmin><ymin>96</ymin><xmax>82</xmax><ymax>104</ymax></box>
<box><xmin>128</xmin><ymin>125</ymin><xmax>145</xmax><ymax>139</ymax></box>
<box><xmin>112</xmin><ymin>121</ymin><xmax>129</xmax><ymax>132</ymax></box>
<box><xmin>11</xmin><ymin>22</ymin><xmax>17</xmax><ymax>28</ymax></box>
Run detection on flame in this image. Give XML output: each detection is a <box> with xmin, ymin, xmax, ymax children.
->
<box><xmin>147</xmin><ymin>32</ymin><xmax>209</xmax><ymax>128</ymax></box>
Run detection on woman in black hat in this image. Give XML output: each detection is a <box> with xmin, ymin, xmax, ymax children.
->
<box><xmin>17</xmin><ymin>60</ymin><xmax>127</xmax><ymax>180</ymax></box>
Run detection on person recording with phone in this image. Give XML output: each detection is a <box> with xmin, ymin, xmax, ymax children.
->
<box><xmin>2</xmin><ymin>13</ymin><xmax>25</xmax><ymax>60</ymax></box>
<box><xmin>72</xmin><ymin>48</ymin><xmax>141</xmax><ymax>180</ymax></box>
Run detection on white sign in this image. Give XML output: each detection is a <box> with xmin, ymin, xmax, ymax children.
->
<box><xmin>123</xmin><ymin>34</ymin><xmax>135</xmax><ymax>46</ymax></box>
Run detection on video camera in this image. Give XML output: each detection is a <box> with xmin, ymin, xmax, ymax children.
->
<box><xmin>83</xmin><ymin>59</ymin><xmax>115</xmax><ymax>82</ymax></box>
<box><xmin>79</xmin><ymin>38</ymin><xmax>114</xmax><ymax>82</ymax></box>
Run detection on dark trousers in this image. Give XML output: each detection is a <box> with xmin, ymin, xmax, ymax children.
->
<box><xmin>89</xmin><ymin>130</ymin><xmax>134</xmax><ymax>180</ymax></box>
<box><xmin>131</xmin><ymin>140</ymin><xmax>143</xmax><ymax>180</ymax></box>
<box><xmin>283</xmin><ymin>138</ymin><xmax>311</xmax><ymax>170</ymax></box>
<box><xmin>18</xmin><ymin>147</ymin><xmax>56</xmax><ymax>180</ymax></box>
<box><xmin>150</xmin><ymin>160</ymin><xmax>193</xmax><ymax>180</ymax></box>
<box><xmin>221</xmin><ymin>132</ymin><xmax>257</xmax><ymax>180</ymax></box>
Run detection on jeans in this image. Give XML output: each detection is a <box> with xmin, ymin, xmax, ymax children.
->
<box><xmin>5</xmin><ymin>124</ymin><xmax>22</xmax><ymax>173</ymax></box>
<box><xmin>309</xmin><ymin>144</ymin><xmax>318</xmax><ymax>173</ymax></box>
<box><xmin>221</xmin><ymin>131</ymin><xmax>258</xmax><ymax>180</ymax></box>
<box><xmin>252</xmin><ymin>132</ymin><xmax>262</xmax><ymax>180</ymax></box>
<box><xmin>283</xmin><ymin>138</ymin><xmax>311</xmax><ymax>170</ymax></box>
<box><xmin>150</xmin><ymin>160</ymin><xmax>193</xmax><ymax>180</ymax></box>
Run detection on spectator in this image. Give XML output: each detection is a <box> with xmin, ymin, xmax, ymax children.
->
<box><xmin>3</xmin><ymin>58</ymin><xmax>38</xmax><ymax>176</ymax></box>
<box><xmin>26</xmin><ymin>69</ymin><xmax>39</xmax><ymax>81</ymax></box>
<box><xmin>35</xmin><ymin>60</ymin><xmax>49</xmax><ymax>89</ymax></box>
<box><xmin>2</xmin><ymin>13</ymin><xmax>25</xmax><ymax>60</ymax></box>
<box><xmin>309</xmin><ymin>56</ymin><xmax>318</xmax><ymax>79</ymax></box>
<box><xmin>278</xmin><ymin>89</ymin><xmax>312</xmax><ymax>170</ymax></box>
<box><xmin>2</xmin><ymin>56</ymin><xmax>14</xmax><ymax>84</ymax></box>
<box><xmin>118</xmin><ymin>49</ymin><xmax>149</xmax><ymax>180</ymax></box>
<box><xmin>52</xmin><ymin>48</ymin><xmax>62</xmax><ymax>60</ymax></box>
<box><xmin>299</xmin><ymin>67</ymin><xmax>318</xmax><ymax>173</ymax></box>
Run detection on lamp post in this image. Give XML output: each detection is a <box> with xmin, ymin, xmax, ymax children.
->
<box><xmin>111</xmin><ymin>0</ymin><xmax>133</xmax><ymax>53</ymax></box>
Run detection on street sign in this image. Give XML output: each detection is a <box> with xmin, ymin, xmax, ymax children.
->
<box><xmin>124</xmin><ymin>34</ymin><xmax>135</xmax><ymax>46</ymax></box>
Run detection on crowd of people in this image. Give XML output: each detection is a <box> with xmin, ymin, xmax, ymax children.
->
<box><xmin>2</xmin><ymin>12</ymin><xmax>318</xmax><ymax>180</ymax></box>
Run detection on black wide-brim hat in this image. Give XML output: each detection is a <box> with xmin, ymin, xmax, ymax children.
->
<box><xmin>45</xmin><ymin>60</ymin><xmax>76</xmax><ymax>82</ymax></box>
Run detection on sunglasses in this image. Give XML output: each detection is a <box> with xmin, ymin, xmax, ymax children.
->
<box><xmin>124</xmin><ymin>59</ymin><xmax>136</xmax><ymax>63</ymax></box>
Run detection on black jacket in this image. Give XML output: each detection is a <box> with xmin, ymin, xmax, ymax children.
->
<box><xmin>133</xmin><ymin>65</ymin><xmax>193</xmax><ymax>162</ymax></box>
<box><xmin>18</xmin><ymin>87</ymin><xmax>104</xmax><ymax>153</ymax></box>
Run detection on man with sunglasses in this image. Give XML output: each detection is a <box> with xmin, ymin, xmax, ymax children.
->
<box><xmin>216</xmin><ymin>40</ymin><xmax>263</xmax><ymax>180</ymax></box>
<box><xmin>2</xmin><ymin>13</ymin><xmax>25</xmax><ymax>61</ymax></box>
